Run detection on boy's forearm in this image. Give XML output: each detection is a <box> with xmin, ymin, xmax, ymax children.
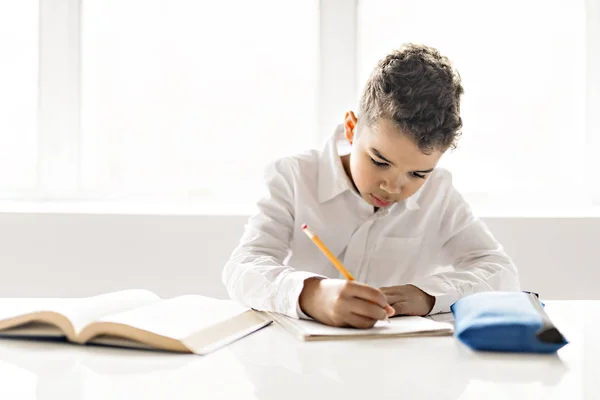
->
<box><xmin>433</xmin><ymin>206</ymin><xmax>520</xmax><ymax>314</ymax></box>
<box><xmin>223</xmin><ymin>254</ymin><xmax>325</xmax><ymax>318</ymax></box>
<box><xmin>410</xmin><ymin>256</ymin><xmax>520</xmax><ymax>314</ymax></box>
<box><xmin>298</xmin><ymin>277</ymin><xmax>326</xmax><ymax>319</ymax></box>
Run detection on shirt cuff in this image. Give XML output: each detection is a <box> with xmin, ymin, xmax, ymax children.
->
<box><xmin>296</xmin><ymin>302</ymin><xmax>312</xmax><ymax>320</ymax></box>
<box><xmin>277</xmin><ymin>270</ymin><xmax>326</xmax><ymax>319</ymax></box>
<box><xmin>408</xmin><ymin>277</ymin><xmax>460</xmax><ymax>315</ymax></box>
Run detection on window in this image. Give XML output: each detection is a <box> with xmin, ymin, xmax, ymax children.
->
<box><xmin>1</xmin><ymin>0</ymin><xmax>598</xmax><ymax>214</ymax></box>
<box><xmin>0</xmin><ymin>2</ymin><xmax>38</xmax><ymax>192</ymax></box>
<box><xmin>80</xmin><ymin>0</ymin><xmax>318</xmax><ymax>202</ymax></box>
<box><xmin>0</xmin><ymin>0</ymin><xmax>318</xmax><ymax>205</ymax></box>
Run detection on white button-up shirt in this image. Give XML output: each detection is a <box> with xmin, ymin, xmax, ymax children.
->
<box><xmin>223</xmin><ymin>126</ymin><xmax>520</xmax><ymax>318</ymax></box>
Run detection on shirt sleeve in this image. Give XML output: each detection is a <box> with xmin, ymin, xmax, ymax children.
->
<box><xmin>222</xmin><ymin>158</ymin><xmax>325</xmax><ymax>319</ymax></box>
<box><xmin>409</xmin><ymin>182</ymin><xmax>521</xmax><ymax>315</ymax></box>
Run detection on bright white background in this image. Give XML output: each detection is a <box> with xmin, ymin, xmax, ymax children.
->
<box><xmin>0</xmin><ymin>1</ymin><xmax>598</xmax><ymax>300</ymax></box>
<box><xmin>359</xmin><ymin>0</ymin><xmax>591</xmax><ymax>210</ymax></box>
<box><xmin>0</xmin><ymin>0</ymin><xmax>598</xmax><ymax>213</ymax></box>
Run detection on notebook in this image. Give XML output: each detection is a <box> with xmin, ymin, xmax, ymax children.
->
<box><xmin>267</xmin><ymin>312</ymin><xmax>454</xmax><ymax>341</ymax></box>
<box><xmin>0</xmin><ymin>290</ymin><xmax>271</xmax><ymax>354</ymax></box>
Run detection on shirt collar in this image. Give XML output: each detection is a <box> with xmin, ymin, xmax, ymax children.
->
<box><xmin>405</xmin><ymin>186</ymin><xmax>422</xmax><ymax>211</ymax></box>
<box><xmin>317</xmin><ymin>124</ymin><xmax>422</xmax><ymax>211</ymax></box>
<box><xmin>317</xmin><ymin>125</ymin><xmax>353</xmax><ymax>203</ymax></box>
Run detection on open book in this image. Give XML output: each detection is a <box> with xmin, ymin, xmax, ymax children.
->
<box><xmin>267</xmin><ymin>312</ymin><xmax>454</xmax><ymax>341</ymax></box>
<box><xmin>0</xmin><ymin>290</ymin><xmax>271</xmax><ymax>354</ymax></box>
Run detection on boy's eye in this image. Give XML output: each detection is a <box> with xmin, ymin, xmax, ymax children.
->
<box><xmin>370</xmin><ymin>157</ymin><xmax>389</xmax><ymax>168</ymax></box>
<box><xmin>411</xmin><ymin>172</ymin><xmax>426</xmax><ymax>179</ymax></box>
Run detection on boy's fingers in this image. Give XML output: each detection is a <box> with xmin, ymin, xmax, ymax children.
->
<box><xmin>385</xmin><ymin>291</ymin><xmax>408</xmax><ymax>305</ymax></box>
<box><xmin>347</xmin><ymin>297</ymin><xmax>388</xmax><ymax>321</ymax></box>
<box><xmin>385</xmin><ymin>304</ymin><xmax>395</xmax><ymax>316</ymax></box>
<box><xmin>392</xmin><ymin>301</ymin><xmax>409</xmax><ymax>316</ymax></box>
<box><xmin>388</xmin><ymin>295</ymin><xmax>409</xmax><ymax>307</ymax></box>
<box><xmin>346</xmin><ymin>282</ymin><xmax>388</xmax><ymax>309</ymax></box>
<box><xmin>392</xmin><ymin>301</ymin><xmax>423</xmax><ymax>316</ymax></box>
<box><xmin>346</xmin><ymin>313</ymin><xmax>378</xmax><ymax>329</ymax></box>
<box><xmin>380</xmin><ymin>286</ymin><xmax>409</xmax><ymax>304</ymax></box>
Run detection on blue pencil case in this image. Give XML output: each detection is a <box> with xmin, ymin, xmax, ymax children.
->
<box><xmin>450</xmin><ymin>291</ymin><xmax>568</xmax><ymax>353</ymax></box>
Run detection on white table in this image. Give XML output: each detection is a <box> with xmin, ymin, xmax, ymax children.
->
<box><xmin>0</xmin><ymin>301</ymin><xmax>598</xmax><ymax>400</ymax></box>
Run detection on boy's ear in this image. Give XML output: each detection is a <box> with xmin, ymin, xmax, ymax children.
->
<box><xmin>344</xmin><ymin>111</ymin><xmax>358</xmax><ymax>144</ymax></box>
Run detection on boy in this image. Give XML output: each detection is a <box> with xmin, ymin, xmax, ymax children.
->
<box><xmin>222</xmin><ymin>43</ymin><xmax>520</xmax><ymax>329</ymax></box>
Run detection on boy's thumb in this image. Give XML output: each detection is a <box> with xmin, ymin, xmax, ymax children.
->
<box><xmin>385</xmin><ymin>304</ymin><xmax>395</xmax><ymax>316</ymax></box>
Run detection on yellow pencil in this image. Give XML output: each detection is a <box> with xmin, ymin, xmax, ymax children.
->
<box><xmin>301</xmin><ymin>223</ymin><xmax>390</xmax><ymax>322</ymax></box>
<box><xmin>301</xmin><ymin>223</ymin><xmax>355</xmax><ymax>280</ymax></box>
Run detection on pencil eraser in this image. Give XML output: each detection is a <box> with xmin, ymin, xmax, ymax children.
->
<box><xmin>301</xmin><ymin>223</ymin><xmax>307</xmax><ymax>230</ymax></box>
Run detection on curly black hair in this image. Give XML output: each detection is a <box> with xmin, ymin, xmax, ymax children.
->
<box><xmin>359</xmin><ymin>43</ymin><xmax>464</xmax><ymax>153</ymax></box>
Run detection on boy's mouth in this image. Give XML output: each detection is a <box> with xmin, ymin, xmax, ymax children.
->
<box><xmin>371</xmin><ymin>194</ymin><xmax>392</xmax><ymax>207</ymax></box>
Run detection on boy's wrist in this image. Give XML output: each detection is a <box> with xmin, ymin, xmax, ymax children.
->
<box><xmin>299</xmin><ymin>277</ymin><xmax>325</xmax><ymax>319</ymax></box>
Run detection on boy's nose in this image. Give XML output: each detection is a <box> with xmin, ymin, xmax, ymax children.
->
<box><xmin>380</xmin><ymin>180</ymin><xmax>402</xmax><ymax>194</ymax></box>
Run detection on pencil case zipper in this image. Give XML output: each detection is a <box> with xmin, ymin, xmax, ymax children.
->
<box><xmin>525</xmin><ymin>292</ymin><xmax>566</xmax><ymax>344</ymax></box>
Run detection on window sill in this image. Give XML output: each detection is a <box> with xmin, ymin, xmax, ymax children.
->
<box><xmin>0</xmin><ymin>200</ymin><xmax>600</xmax><ymax>218</ymax></box>
<box><xmin>0</xmin><ymin>200</ymin><xmax>256</xmax><ymax>216</ymax></box>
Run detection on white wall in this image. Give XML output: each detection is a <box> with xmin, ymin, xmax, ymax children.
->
<box><xmin>0</xmin><ymin>213</ymin><xmax>598</xmax><ymax>300</ymax></box>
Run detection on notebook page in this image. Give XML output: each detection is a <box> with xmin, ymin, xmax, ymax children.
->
<box><xmin>273</xmin><ymin>314</ymin><xmax>452</xmax><ymax>337</ymax></box>
<box><xmin>94</xmin><ymin>295</ymin><xmax>248</xmax><ymax>340</ymax></box>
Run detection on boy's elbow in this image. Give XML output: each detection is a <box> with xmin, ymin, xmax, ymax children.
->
<box><xmin>221</xmin><ymin>256</ymin><xmax>257</xmax><ymax>305</ymax></box>
<box><xmin>222</xmin><ymin>259</ymin><xmax>240</xmax><ymax>301</ymax></box>
<box><xmin>502</xmin><ymin>262</ymin><xmax>521</xmax><ymax>292</ymax></box>
<box><xmin>463</xmin><ymin>253</ymin><xmax>520</xmax><ymax>293</ymax></box>
<box><xmin>490</xmin><ymin>258</ymin><xmax>520</xmax><ymax>292</ymax></box>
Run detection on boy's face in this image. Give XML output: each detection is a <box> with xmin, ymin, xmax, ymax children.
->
<box><xmin>342</xmin><ymin>112</ymin><xmax>444</xmax><ymax>208</ymax></box>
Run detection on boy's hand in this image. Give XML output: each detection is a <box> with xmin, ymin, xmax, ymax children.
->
<box><xmin>380</xmin><ymin>285</ymin><xmax>436</xmax><ymax>316</ymax></box>
<box><xmin>299</xmin><ymin>278</ymin><xmax>395</xmax><ymax>329</ymax></box>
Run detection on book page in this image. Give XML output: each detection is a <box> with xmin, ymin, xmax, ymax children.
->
<box><xmin>65</xmin><ymin>290</ymin><xmax>161</xmax><ymax>335</ymax></box>
<box><xmin>0</xmin><ymin>298</ymin><xmax>75</xmax><ymax>328</ymax></box>
<box><xmin>93</xmin><ymin>295</ymin><xmax>248</xmax><ymax>341</ymax></box>
<box><xmin>0</xmin><ymin>290</ymin><xmax>161</xmax><ymax>336</ymax></box>
<box><xmin>272</xmin><ymin>314</ymin><xmax>453</xmax><ymax>337</ymax></box>
<box><xmin>0</xmin><ymin>322</ymin><xmax>65</xmax><ymax>338</ymax></box>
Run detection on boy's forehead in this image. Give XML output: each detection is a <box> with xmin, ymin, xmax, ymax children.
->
<box><xmin>362</xmin><ymin>118</ymin><xmax>442</xmax><ymax>166</ymax></box>
<box><xmin>367</xmin><ymin>118</ymin><xmax>405</xmax><ymax>140</ymax></box>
